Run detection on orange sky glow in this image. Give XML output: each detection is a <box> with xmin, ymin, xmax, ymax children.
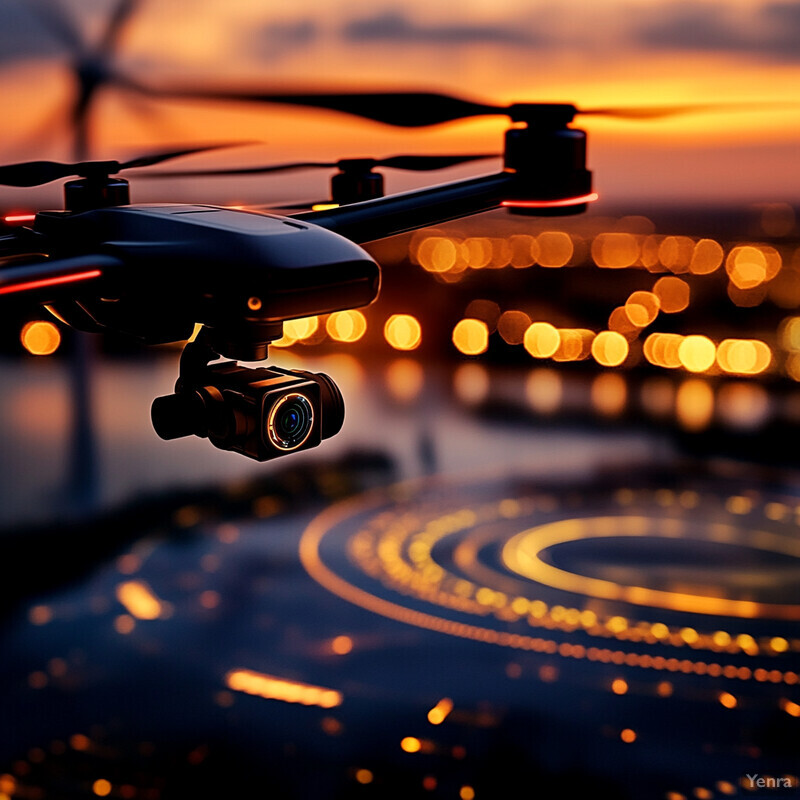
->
<box><xmin>0</xmin><ymin>0</ymin><xmax>798</xmax><ymax>208</ymax></box>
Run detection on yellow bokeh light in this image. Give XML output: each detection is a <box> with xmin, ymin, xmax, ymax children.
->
<box><xmin>461</xmin><ymin>237</ymin><xmax>493</xmax><ymax>269</ymax></box>
<box><xmin>464</xmin><ymin>299</ymin><xmax>501</xmax><ymax>330</ymax></box>
<box><xmin>611</xmin><ymin>678</ymin><xmax>628</xmax><ymax>695</ymax></box>
<box><xmin>452</xmin><ymin>318</ymin><xmax>489</xmax><ymax>356</ymax></box>
<box><xmin>620</xmin><ymin>728</ymin><xmax>637</xmax><ymax>743</ymax></box>
<box><xmin>326</xmin><ymin>310</ymin><xmax>367</xmax><ymax>343</ymax></box>
<box><xmin>115</xmin><ymin>581</ymin><xmax>163</xmax><ymax>620</ymax></box>
<box><xmin>401</xmin><ymin>736</ymin><xmax>422</xmax><ymax>753</ymax></box>
<box><xmin>591</xmin><ymin>372</ymin><xmax>627</xmax><ymax>416</ymax></box>
<box><xmin>92</xmin><ymin>779</ymin><xmax>112</xmax><ymax>797</ymax></box>
<box><xmin>718</xmin><ymin>691</ymin><xmax>737</xmax><ymax>709</ymax></box>
<box><xmin>226</xmin><ymin>669</ymin><xmax>343</xmax><ymax>708</ymax></box>
<box><xmin>20</xmin><ymin>320</ymin><xmax>61</xmax><ymax>356</ymax></box>
<box><xmin>536</xmin><ymin>232</ymin><xmax>573</xmax><ymax>268</ymax></box>
<box><xmin>736</xmin><ymin>633</ymin><xmax>758</xmax><ymax>654</ymax></box>
<box><xmin>676</xmin><ymin>379</ymin><xmax>714</xmax><ymax>431</ymax></box>
<box><xmin>489</xmin><ymin>237</ymin><xmax>512</xmax><ymax>268</ymax></box>
<box><xmin>331</xmin><ymin>635</ymin><xmax>353</xmax><ymax>655</ymax></box>
<box><xmin>524</xmin><ymin>322</ymin><xmax>560</xmax><ymax>358</ymax></box>
<box><xmin>608</xmin><ymin>307</ymin><xmax>640</xmax><ymax>342</ymax></box>
<box><xmin>678</xmin><ymin>335</ymin><xmax>716</xmax><ymax>373</ymax></box>
<box><xmin>460</xmin><ymin>786</ymin><xmax>476</xmax><ymax>800</ymax></box>
<box><xmin>769</xmin><ymin>265</ymin><xmax>800</xmax><ymax>308</ymax></box>
<box><xmin>384</xmin><ymin>314</ymin><xmax>422</xmax><ymax>351</ymax></box>
<box><xmin>644</xmin><ymin>333</ymin><xmax>683</xmax><ymax>369</ymax></box>
<box><xmin>417</xmin><ymin>237</ymin><xmax>459</xmax><ymax>272</ymax></box>
<box><xmin>690</xmin><ymin>239</ymin><xmax>724</xmax><ymax>274</ymax></box>
<box><xmin>770</xmin><ymin>637</ymin><xmax>789</xmax><ymax>653</ymax></box>
<box><xmin>716</xmin><ymin>339</ymin><xmax>772</xmax><ymax>375</ymax></box>
<box><xmin>726</xmin><ymin>245</ymin><xmax>767</xmax><ymax>289</ymax></box>
<box><xmin>659</xmin><ymin>236</ymin><xmax>694</xmax><ymax>273</ymax></box>
<box><xmin>553</xmin><ymin>328</ymin><xmax>594</xmax><ymax>361</ymax></box>
<box><xmin>283</xmin><ymin>316</ymin><xmax>319</xmax><ymax>341</ymax></box>
<box><xmin>525</xmin><ymin>368</ymin><xmax>563</xmax><ymax>414</ymax></box>
<box><xmin>427</xmin><ymin>697</ymin><xmax>454</xmax><ymax>725</ymax></box>
<box><xmin>591</xmin><ymin>331</ymin><xmax>629</xmax><ymax>367</ymax></box>
<box><xmin>780</xmin><ymin>317</ymin><xmax>800</xmax><ymax>351</ymax></box>
<box><xmin>606</xmin><ymin>616</ymin><xmax>628</xmax><ymax>633</ymax></box>
<box><xmin>782</xmin><ymin>699</ymin><xmax>800</xmax><ymax>717</ymax></box>
<box><xmin>497</xmin><ymin>310</ymin><xmax>532</xmax><ymax>345</ymax></box>
<box><xmin>453</xmin><ymin>363</ymin><xmax>490</xmax><ymax>405</ymax></box>
<box><xmin>727</xmin><ymin>281</ymin><xmax>768</xmax><ymax>308</ymax></box>
<box><xmin>651</xmin><ymin>623</ymin><xmax>669</xmax><ymax>639</ymax></box>
<box><xmin>712</xmin><ymin>631</ymin><xmax>732</xmax><ymax>648</ymax></box>
<box><xmin>640</xmin><ymin>235</ymin><xmax>662</xmax><ymax>270</ymax></box>
<box><xmin>29</xmin><ymin>605</ymin><xmax>52</xmax><ymax>625</ymax></box>
<box><xmin>787</xmin><ymin>352</ymin><xmax>800</xmax><ymax>381</ymax></box>
<box><xmin>508</xmin><ymin>234</ymin><xmax>537</xmax><ymax>268</ymax></box>
<box><xmin>385</xmin><ymin>358</ymin><xmax>425</xmax><ymax>404</ymax></box>
<box><xmin>653</xmin><ymin>277</ymin><xmax>690</xmax><ymax>313</ymax></box>
<box><xmin>624</xmin><ymin>291</ymin><xmax>660</xmax><ymax>327</ymax></box>
<box><xmin>270</xmin><ymin>330</ymin><xmax>297</xmax><ymax>348</ymax></box>
<box><xmin>680</xmin><ymin>627</ymin><xmax>699</xmax><ymax>644</ymax></box>
<box><xmin>114</xmin><ymin>615</ymin><xmax>135</xmax><ymax>634</ymax></box>
<box><xmin>592</xmin><ymin>232</ymin><xmax>640</xmax><ymax>268</ymax></box>
<box><xmin>639</xmin><ymin>374</ymin><xmax>673</xmax><ymax>416</ymax></box>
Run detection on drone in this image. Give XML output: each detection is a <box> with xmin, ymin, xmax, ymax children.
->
<box><xmin>0</xmin><ymin>89</ymin><xmax>760</xmax><ymax>462</ymax></box>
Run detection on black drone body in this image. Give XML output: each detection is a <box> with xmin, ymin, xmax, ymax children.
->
<box><xmin>30</xmin><ymin>204</ymin><xmax>380</xmax><ymax>361</ymax></box>
<box><xmin>7</xmin><ymin>88</ymin><xmax>743</xmax><ymax>461</ymax></box>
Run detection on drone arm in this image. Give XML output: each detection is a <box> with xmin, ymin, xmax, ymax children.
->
<box><xmin>0</xmin><ymin>231</ymin><xmax>42</xmax><ymax>259</ymax></box>
<box><xmin>0</xmin><ymin>254</ymin><xmax>122</xmax><ymax>303</ymax></box>
<box><xmin>291</xmin><ymin>171</ymin><xmax>517</xmax><ymax>244</ymax></box>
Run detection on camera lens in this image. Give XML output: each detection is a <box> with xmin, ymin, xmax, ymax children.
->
<box><xmin>266</xmin><ymin>392</ymin><xmax>314</xmax><ymax>450</ymax></box>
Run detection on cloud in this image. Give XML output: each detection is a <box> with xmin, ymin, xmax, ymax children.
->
<box><xmin>342</xmin><ymin>9</ymin><xmax>543</xmax><ymax>47</ymax></box>
<box><xmin>0</xmin><ymin>0</ymin><xmax>78</xmax><ymax>63</ymax></box>
<box><xmin>253</xmin><ymin>19</ymin><xmax>319</xmax><ymax>61</ymax></box>
<box><xmin>634</xmin><ymin>1</ymin><xmax>800</xmax><ymax>60</ymax></box>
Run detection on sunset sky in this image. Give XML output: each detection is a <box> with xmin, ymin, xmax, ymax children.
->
<box><xmin>0</xmin><ymin>0</ymin><xmax>799</xmax><ymax>209</ymax></box>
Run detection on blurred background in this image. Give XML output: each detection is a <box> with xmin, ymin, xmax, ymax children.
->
<box><xmin>1</xmin><ymin>1</ymin><xmax>800</xmax><ymax>799</ymax></box>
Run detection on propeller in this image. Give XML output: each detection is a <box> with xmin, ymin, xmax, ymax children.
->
<box><xmin>152</xmin><ymin>86</ymin><xmax>794</xmax><ymax>128</ymax></box>
<box><xmin>26</xmin><ymin>0</ymin><xmax>145</xmax><ymax>159</ymax></box>
<box><xmin>0</xmin><ymin>143</ymin><xmax>249</xmax><ymax>188</ymax></box>
<box><xmin>134</xmin><ymin>153</ymin><xmax>499</xmax><ymax>179</ymax></box>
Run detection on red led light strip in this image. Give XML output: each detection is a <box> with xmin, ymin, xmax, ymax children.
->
<box><xmin>501</xmin><ymin>192</ymin><xmax>599</xmax><ymax>209</ymax></box>
<box><xmin>3</xmin><ymin>214</ymin><xmax>37</xmax><ymax>224</ymax></box>
<box><xmin>0</xmin><ymin>269</ymin><xmax>102</xmax><ymax>296</ymax></box>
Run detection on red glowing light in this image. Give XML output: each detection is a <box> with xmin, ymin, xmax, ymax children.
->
<box><xmin>3</xmin><ymin>214</ymin><xmax>36</xmax><ymax>224</ymax></box>
<box><xmin>0</xmin><ymin>269</ymin><xmax>102</xmax><ymax>296</ymax></box>
<box><xmin>501</xmin><ymin>193</ymin><xmax>599</xmax><ymax>209</ymax></box>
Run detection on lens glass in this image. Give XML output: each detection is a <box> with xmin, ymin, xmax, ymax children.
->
<box><xmin>266</xmin><ymin>393</ymin><xmax>314</xmax><ymax>450</ymax></box>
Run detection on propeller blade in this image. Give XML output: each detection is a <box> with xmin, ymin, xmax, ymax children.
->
<box><xmin>376</xmin><ymin>154</ymin><xmax>498</xmax><ymax>170</ymax></box>
<box><xmin>98</xmin><ymin>0</ymin><xmax>140</xmax><ymax>57</ymax></box>
<box><xmin>27</xmin><ymin>0</ymin><xmax>84</xmax><ymax>53</ymax></box>
<box><xmin>118</xmin><ymin>142</ymin><xmax>253</xmax><ymax>170</ymax></box>
<box><xmin>134</xmin><ymin>161</ymin><xmax>336</xmax><ymax>179</ymax></box>
<box><xmin>135</xmin><ymin>153</ymin><xmax>498</xmax><ymax>180</ymax></box>
<box><xmin>0</xmin><ymin>143</ymin><xmax>252</xmax><ymax>187</ymax></box>
<box><xmin>155</xmin><ymin>82</ymin><xmax>800</xmax><ymax>128</ymax></box>
<box><xmin>156</xmin><ymin>88</ymin><xmax>505</xmax><ymax>127</ymax></box>
<box><xmin>579</xmin><ymin>101</ymin><xmax>797</xmax><ymax>120</ymax></box>
<box><xmin>0</xmin><ymin>161</ymin><xmax>93</xmax><ymax>187</ymax></box>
